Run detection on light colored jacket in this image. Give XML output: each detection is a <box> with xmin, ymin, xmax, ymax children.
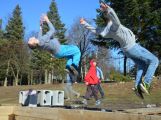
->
<box><xmin>96</xmin><ymin>67</ymin><xmax>104</xmax><ymax>80</ymax></box>
<box><xmin>83</xmin><ymin>6</ymin><xmax>136</xmax><ymax>52</ymax></box>
<box><xmin>38</xmin><ymin>21</ymin><xmax>61</xmax><ymax>54</ymax></box>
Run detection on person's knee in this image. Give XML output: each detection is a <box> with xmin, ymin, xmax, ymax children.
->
<box><xmin>153</xmin><ymin>56</ymin><xmax>159</xmax><ymax>67</ymax></box>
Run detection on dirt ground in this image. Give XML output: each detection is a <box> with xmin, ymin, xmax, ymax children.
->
<box><xmin>0</xmin><ymin>79</ymin><xmax>161</xmax><ymax>110</ymax></box>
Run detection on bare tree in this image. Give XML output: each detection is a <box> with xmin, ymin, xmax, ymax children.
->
<box><xmin>96</xmin><ymin>47</ymin><xmax>112</xmax><ymax>80</ymax></box>
<box><xmin>67</xmin><ymin>18</ymin><xmax>95</xmax><ymax>81</ymax></box>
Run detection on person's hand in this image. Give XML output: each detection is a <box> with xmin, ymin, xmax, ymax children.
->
<box><xmin>80</xmin><ymin>18</ymin><xmax>86</xmax><ymax>25</ymax></box>
<box><xmin>42</xmin><ymin>14</ymin><xmax>50</xmax><ymax>23</ymax></box>
<box><xmin>50</xmin><ymin>54</ymin><xmax>55</xmax><ymax>60</ymax></box>
<box><xmin>99</xmin><ymin>80</ymin><xmax>101</xmax><ymax>83</ymax></box>
<box><xmin>40</xmin><ymin>19</ymin><xmax>43</xmax><ymax>26</ymax></box>
<box><xmin>100</xmin><ymin>2</ymin><xmax>109</xmax><ymax>11</ymax></box>
<box><xmin>85</xmin><ymin>82</ymin><xmax>89</xmax><ymax>85</ymax></box>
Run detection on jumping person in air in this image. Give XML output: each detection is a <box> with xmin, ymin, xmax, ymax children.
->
<box><xmin>80</xmin><ymin>1</ymin><xmax>159</xmax><ymax>98</ymax></box>
<box><xmin>28</xmin><ymin>14</ymin><xmax>81</xmax><ymax>100</ymax></box>
<box><xmin>83</xmin><ymin>59</ymin><xmax>101</xmax><ymax>106</ymax></box>
<box><xmin>28</xmin><ymin>14</ymin><xmax>81</xmax><ymax>76</ymax></box>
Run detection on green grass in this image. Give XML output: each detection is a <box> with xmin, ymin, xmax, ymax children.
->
<box><xmin>0</xmin><ymin>80</ymin><xmax>161</xmax><ymax>110</ymax></box>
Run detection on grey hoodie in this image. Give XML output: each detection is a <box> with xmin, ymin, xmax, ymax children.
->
<box><xmin>38</xmin><ymin>21</ymin><xmax>61</xmax><ymax>54</ymax></box>
<box><xmin>83</xmin><ymin>6</ymin><xmax>136</xmax><ymax>51</ymax></box>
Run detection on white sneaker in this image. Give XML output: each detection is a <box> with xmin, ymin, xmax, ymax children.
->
<box><xmin>82</xmin><ymin>99</ymin><xmax>88</xmax><ymax>105</ymax></box>
<box><xmin>65</xmin><ymin>97</ymin><xmax>71</xmax><ymax>101</ymax></box>
<box><xmin>95</xmin><ymin>100</ymin><xmax>101</xmax><ymax>106</ymax></box>
<box><xmin>140</xmin><ymin>83</ymin><xmax>150</xmax><ymax>95</ymax></box>
<box><xmin>76</xmin><ymin>93</ymin><xmax>80</xmax><ymax>98</ymax></box>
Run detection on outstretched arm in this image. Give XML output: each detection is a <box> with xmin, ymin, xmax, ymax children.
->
<box><xmin>100</xmin><ymin>2</ymin><xmax>121</xmax><ymax>32</ymax></box>
<box><xmin>80</xmin><ymin>18</ymin><xmax>112</xmax><ymax>38</ymax></box>
<box><xmin>100</xmin><ymin>20</ymin><xmax>112</xmax><ymax>37</ymax></box>
<box><xmin>80</xmin><ymin>18</ymin><xmax>97</xmax><ymax>34</ymax></box>
<box><xmin>40</xmin><ymin>14</ymin><xmax>56</xmax><ymax>40</ymax></box>
<box><xmin>38</xmin><ymin>20</ymin><xmax>43</xmax><ymax>38</ymax></box>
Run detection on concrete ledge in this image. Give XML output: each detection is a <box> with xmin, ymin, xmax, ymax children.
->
<box><xmin>0</xmin><ymin>106</ymin><xmax>14</xmax><ymax>120</ymax></box>
<box><xmin>0</xmin><ymin>106</ymin><xmax>161</xmax><ymax>120</ymax></box>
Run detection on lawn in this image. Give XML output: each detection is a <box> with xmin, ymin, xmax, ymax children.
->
<box><xmin>0</xmin><ymin>79</ymin><xmax>161</xmax><ymax>110</ymax></box>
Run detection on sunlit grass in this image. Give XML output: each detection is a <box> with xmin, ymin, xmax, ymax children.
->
<box><xmin>0</xmin><ymin>80</ymin><xmax>161</xmax><ymax>109</ymax></box>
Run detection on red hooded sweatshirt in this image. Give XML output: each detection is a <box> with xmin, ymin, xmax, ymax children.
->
<box><xmin>84</xmin><ymin>60</ymin><xmax>99</xmax><ymax>85</ymax></box>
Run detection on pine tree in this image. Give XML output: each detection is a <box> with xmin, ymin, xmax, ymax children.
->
<box><xmin>148</xmin><ymin>0</ymin><xmax>161</xmax><ymax>75</ymax></box>
<box><xmin>148</xmin><ymin>0</ymin><xmax>161</xmax><ymax>58</ymax></box>
<box><xmin>0</xmin><ymin>19</ymin><xmax>2</xmax><ymax>29</ymax></box>
<box><xmin>43</xmin><ymin>0</ymin><xmax>66</xmax><ymax>43</ymax></box>
<box><xmin>5</xmin><ymin>5</ymin><xmax>24</xmax><ymax>42</ymax></box>
<box><xmin>4</xmin><ymin>5</ymin><xmax>27</xmax><ymax>86</ymax></box>
<box><xmin>0</xmin><ymin>19</ymin><xmax>3</xmax><ymax>38</ymax></box>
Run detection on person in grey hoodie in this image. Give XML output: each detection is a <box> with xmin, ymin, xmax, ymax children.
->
<box><xmin>96</xmin><ymin>66</ymin><xmax>105</xmax><ymax>98</ymax></box>
<box><xmin>80</xmin><ymin>1</ymin><xmax>159</xmax><ymax>97</ymax></box>
<box><xmin>28</xmin><ymin>14</ymin><xmax>81</xmax><ymax>76</ymax></box>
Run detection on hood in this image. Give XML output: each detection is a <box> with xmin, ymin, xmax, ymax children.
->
<box><xmin>90</xmin><ymin>59</ymin><xmax>95</xmax><ymax>67</ymax></box>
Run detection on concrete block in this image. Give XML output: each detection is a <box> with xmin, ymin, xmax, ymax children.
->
<box><xmin>37</xmin><ymin>90</ymin><xmax>53</xmax><ymax>106</ymax></box>
<box><xmin>19</xmin><ymin>90</ymin><xmax>37</xmax><ymax>107</ymax></box>
<box><xmin>52</xmin><ymin>90</ymin><xmax>64</xmax><ymax>106</ymax></box>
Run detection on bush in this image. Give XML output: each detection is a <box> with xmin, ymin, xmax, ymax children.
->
<box><xmin>109</xmin><ymin>69</ymin><xmax>132</xmax><ymax>82</ymax></box>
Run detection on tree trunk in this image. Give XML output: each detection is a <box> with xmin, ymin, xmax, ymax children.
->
<box><xmin>48</xmin><ymin>71</ymin><xmax>52</xmax><ymax>84</ymax></box>
<box><xmin>45</xmin><ymin>69</ymin><xmax>48</xmax><ymax>84</ymax></box>
<box><xmin>10</xmin><ymin>66</ymin><xmax>17</xmax><ymax>86</ymax></box>
<box><xmin>27</xmin><ymin>74</ymin><xmax>30</xmax><ymax>85</ymax></box>
<box><xmin>51</xmin><ymin>70</ymin><xmax>54</xmax><ymax>84</ymax></box>
<box><xmin>15</xmin><ymin>71</ymin><xmax>19</xmax><ymax>86</ymax></box>
<box><xmin>20</xmin><ymin>75</ymin><xmax>22</xmax><ymax>85</ymax></box>
<box><xmin>124</xmin><ymin>56</ymin><xmax>127</xmax><ymax>76</ymax></box>
<box><xmin>4</xmin><ymin>60</ymin><xmax>10</xmax><ymax>87</ymax></box>
<box><xmin>30</xmin><ymin>70</ymin><xmax>33</xmax><ymax>85</ymax></box>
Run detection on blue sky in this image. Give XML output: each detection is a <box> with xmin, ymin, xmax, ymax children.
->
<box><xmin>0</xmin><ymin>0</ymin><xmax>132</xmax><ymax>71</ymax></box>
<box><xmin>0</xmin><ymin>0</ymin><xmax>99</xmax><ymax>35</ymax></box>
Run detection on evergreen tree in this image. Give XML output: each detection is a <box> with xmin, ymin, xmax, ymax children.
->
<box><xmin>148</xmin><ymin>0</ymin><xmax>161</xmax><ymax>75</ymax></box>
<box><xmin>4</xmin><ymin>5</ymin><xmax>27</xmax><ymax>86</ymax></box>
<box><xmin>147</xmin><ymin>0</ymin><xmax>161</xmax><ymax>58</ymax></box>
<box><xmin>0</xmin><ymin>19</ymin><xmax>2</xmax><ymax>29</ymax></box>
<box><xmin>5</xmin><ymin>5</ymin><xmax>24</xmax><ymax>42</ymax></box>
<box><xmin>0</xmin><ymin>19</ymin><xmax>3</xmax><ymax>38</ymax></box>
<box><xmin>43</xmin><ymin>0</ymin><xmax>66</xmax><ymax>43</ymax></box>
<box><xmin>136</xmin><ymin>0</ymin><xmax>152</xmax><ymax>46</ymax></box>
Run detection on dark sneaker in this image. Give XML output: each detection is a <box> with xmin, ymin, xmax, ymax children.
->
<box><xmin>132</xmin><ymin>86</ymin><xmax>144</xmax><ymax>99</ymax></box>
<box><xmin>70</xmin><ymin>65</ymin><xmax>78</xmax><ymax>76</ymax></box>
<box><xmin>101</xmin><ymin>95</ymin><xmax>105</xmax><ymax>99</ymax></box>
<box><xmin>140</xmin><ymin>82</ymin><xmax>150</xmax><ymax>95</ymax></box>
<box><xmin>65</xmin><ymin>97</ymin><xmax>71</xmax><ymax>101</ymax></box>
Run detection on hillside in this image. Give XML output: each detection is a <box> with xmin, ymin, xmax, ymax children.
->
<box><xmin>0</xmin><ymin>80</ymin><xmax>161</xmax><ymax>110</ymax></box>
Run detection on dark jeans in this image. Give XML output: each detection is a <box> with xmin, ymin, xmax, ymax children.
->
<box><xmin>97</xmin><ymin>83</ymin><xmax>105</xmax><ymax>98</ymax></box>
<box><xmin>84</xmin><ymin>85</ymin><xmax>98</xmax><ymax>101</ymax></box>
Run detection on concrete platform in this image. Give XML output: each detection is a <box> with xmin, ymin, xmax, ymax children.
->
<box><xmin>0</xmin><ymin>106</ymin><xmax>161</xmax><ymax>120</ymax></box>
